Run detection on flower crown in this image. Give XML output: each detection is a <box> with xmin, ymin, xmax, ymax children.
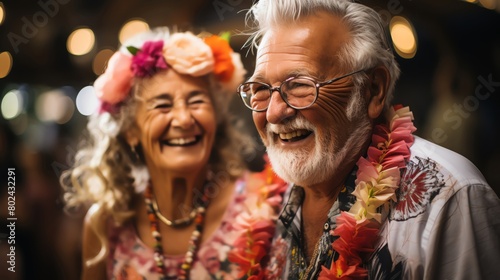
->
<box><xmin>93</xmin><ymin>31</ymin><xmax>246</xmax><ymax>113</ymax></box>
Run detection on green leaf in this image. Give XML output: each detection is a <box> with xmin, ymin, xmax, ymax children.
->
<box><xmin>219</xmin><ymin>31</ymin><xmax>231</xmax><ymax>43</ymax></box>
<box><xmin>126</xmin><ymin>46</ymin><xmax>139</xmax><ymax>55</ymax></box>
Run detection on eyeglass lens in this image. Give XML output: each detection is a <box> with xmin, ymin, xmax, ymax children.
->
<box><xmin>239</xmin><ymin>77</ymin><xmax>317</xmax><ymax>110</ymax></box>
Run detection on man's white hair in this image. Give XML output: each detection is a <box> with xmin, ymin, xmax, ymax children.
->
<box><xmin>247</xmin><ymin>0</ymin><xmax>400</xmax><ymax>107</ymax></box>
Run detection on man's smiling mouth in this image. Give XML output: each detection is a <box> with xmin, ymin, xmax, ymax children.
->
<box><xmin>278</xmin><ymin>129</ymin><xmax>312</xmax><ymax>142</ymax></box>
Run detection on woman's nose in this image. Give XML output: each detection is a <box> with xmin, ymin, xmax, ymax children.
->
<box><xmin>171</xmin><ymin>105</ymin><xmax>194</xmax><ymax>129</ymax></box>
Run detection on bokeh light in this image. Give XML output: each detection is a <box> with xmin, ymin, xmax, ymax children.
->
<box><xmin>390</xmin><ymin>16</ymin><xmax>418</xmax><ymax>59</ymax></box>
<box><xmin>119</xmin><ymin>19</ymin><xmax>149</xmax><ymax>44</ymax></box>
<box><xmin>93</xmin><ymin>48</ymin><xmax>115</xmax><ymax>75</ymax></box>
<box><xmin>76</xmin><ymin>86</ymin><xmax>99</xmax><ymax>116</ymax></box>
<box><xmin>0</xmin><ymin>51</ymin><xmax>13</xmax><ymax>78</ymax></box>
<box><xmin>67</xmin><ymin>28</ymin><xmax>95</xmax><ymax>56</ymax></box>
<box><xmin>479</xmin><ymin>0</ymin><xmax>496</xmax><ymax>9</ymax></box>
<box><xmin>1</xmin><ymin>89</ymin><xmax>23</xmax><ymax>119</ymax></box>
<box><xmin>35</xmin><ymin>89</ymin><xmax>75</xmax><ymax>124</ymax></box>
<box><xmin>0</xmin><ymin>3</ymin><xmax>5</xmax><ymax>25</ymax></box>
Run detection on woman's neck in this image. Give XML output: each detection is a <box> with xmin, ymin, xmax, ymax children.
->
<box><xmin>148</xmin><ymin>167</ymin><xmax>208</xmax><ymax>221</ymax></box>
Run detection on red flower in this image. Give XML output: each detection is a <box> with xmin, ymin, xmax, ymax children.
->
<box><xmin>131</xmin><ymin>40</ymin><xmax>168</xmax><ymax>77</ymax></box>
<box><xmin>318</xmin><ymin>255</ymin><xmax>368</xmax><ymax>279</ymax></box>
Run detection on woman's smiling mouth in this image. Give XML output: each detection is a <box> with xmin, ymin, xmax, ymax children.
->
<box><xmin>162</xmin><ymin>136</ymin><xmax>201</xmax><ymax>147</ymax></box>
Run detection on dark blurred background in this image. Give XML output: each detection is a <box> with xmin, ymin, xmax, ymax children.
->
<box><xmin>0</xmin><ymin>0</ymin><xmax>499</xmax><ymax>279</ymax></box>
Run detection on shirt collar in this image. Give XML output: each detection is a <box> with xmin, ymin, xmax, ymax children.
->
<box><xmin>277</xmin><ymin>167</ymin><xmax>358</xmax><ymax>230</ymax></box>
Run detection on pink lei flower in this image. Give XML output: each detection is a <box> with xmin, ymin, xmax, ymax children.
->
<box><xmin>228</xmin><ymin>157</ymin><xmax>287</xmax><ymax>279</ymax></box>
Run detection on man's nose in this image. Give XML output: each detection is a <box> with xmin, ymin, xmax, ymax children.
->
<box><xmin>266</xmin><ymin>89</ymin><xmax>296</xmax><ymax>124</ymax></box>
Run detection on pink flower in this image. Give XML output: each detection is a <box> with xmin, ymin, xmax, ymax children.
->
<box><xmin>228</xmin><ymin>219</ymin><xmax>275</xmax><ymax>278</ymax></box>
<box><xmin>164</xmin><ymin>32</ymin><xmax>214</xmax><ymax>76</ymax></box>
<box><xmin>131</xmin><ymin>40</ymin><xmax>167</xmax><ymax>77</ymax></box>
<box><xmin>332</xmin><ymin>212</ymin><xmax>379</xmax><ymax>262</ymax></box>
<box><xmin>94</xmin><ymin>52</ymin><xmax>134</xmax><ymax>105</ymax></box>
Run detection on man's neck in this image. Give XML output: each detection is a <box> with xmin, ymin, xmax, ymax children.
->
<box><xmin>300</xmin><ymin>191</ymin><xmax>334</xmax><ymax>263</ymax></box>
<box><xmin>299</xmin><ymin>155</ymin><xmax>358</xmax><ymax>262</ymax></box>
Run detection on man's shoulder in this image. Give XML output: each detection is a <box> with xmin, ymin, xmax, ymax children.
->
<box><xmin>408</xmin><ymin>135</ymin><xmax>487</xmax><ymax>188</ymax></box>
<box><xmin>389</xmin><ymin>136</ymin><xmax>493</xmax><ymax>222</ymax></box>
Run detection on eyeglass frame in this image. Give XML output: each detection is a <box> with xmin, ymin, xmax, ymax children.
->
<box><xmin>237</xmin><ymin>68</ymin><xmax>367</xmax><ymax>112</ymax></box>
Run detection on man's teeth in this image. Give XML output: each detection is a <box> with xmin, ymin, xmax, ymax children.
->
<box><xmin>279</xmin><ymin>130</ymin><xmax>308</xmax><ymax>140</ymax></box>
<box><xmin>167</xmin><ymin>137</ymin><xmax>196</xmax><ymax>145</ymax></box>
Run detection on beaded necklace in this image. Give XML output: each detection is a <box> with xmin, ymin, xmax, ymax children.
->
<box><xmin>144</xmin><ymin>181</ymin><xmax>210</xmax><ymax>280</ymax></box>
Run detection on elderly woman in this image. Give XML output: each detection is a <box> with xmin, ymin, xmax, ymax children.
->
<box><xmin>61</xmin><ymin>28</ymin><xmax>286</xmax><ymax>280</ymax></box>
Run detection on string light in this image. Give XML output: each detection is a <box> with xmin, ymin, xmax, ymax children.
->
<box><xmin>119</xmin><ymin>19</ymin><xmax>149</xmax><ymax>44</ymax></box>
<box><xmin>0</xmin><ymin>51</ymin><xmax>12</xmax><ymax>78</ymax></box>
<box><xmin>67</xmin><ymin>28</ymin><xmax>95</xmax><ymax>56</ymax></box>
<box><xmin>92</xmin><ymin>48</ymin><xmax>114</xmax><ymax>75</ymax></box>
<box><xmin>35</xmin><ymin>89</ymin><xmax>75</xmax><ymax>124</ymax></box>
<box><xmin>0</xmin><ymin>2</ymin><xmax>5</xmax><ymax>25</ymax></box>
<box><xmin>1</xmin><ymin>89</ymin><xmax>23</xmax><ymax>120</ymax></box>
<box><xmin>479</xmin><ymin>0</ymin><xmax>496</xmax><ymax>9</ymax></box>
<box><xmin>76</xmin><ymin>86</ymin><xmax>99</xmax><ymax>116</ymax></box>
<box><xmin>390</xmin><ymin>16</ymin><xmax>417</xmax><ymax>59</ymax></box>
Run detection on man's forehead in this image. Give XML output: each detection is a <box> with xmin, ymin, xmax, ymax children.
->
<box><xmin>253</xmin><ymin>13</ymin><xmax>351</xmax><ymax>80</ymax></box>
<box><xmin>257</xmin><ymin>11</ymin><xmax>350</xmax><ymax>50</ymax></box>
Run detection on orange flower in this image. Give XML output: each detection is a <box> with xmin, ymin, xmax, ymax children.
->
<box><xmin>204</xmin><ymin>35</ymin><xmax>235</xmax><ymax>82</ymax></box>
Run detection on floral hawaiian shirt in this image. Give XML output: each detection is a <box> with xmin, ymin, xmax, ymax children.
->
<box><xmin>265</xmin><ymin>136</ymin><xmax>500</xmax><ymax>279</ymax></box>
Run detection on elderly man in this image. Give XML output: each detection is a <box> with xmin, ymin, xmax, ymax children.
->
<box><xmin>238</xmin><ymin>0</ymin><xmax>500</xmax><ymax>279</ymax></box>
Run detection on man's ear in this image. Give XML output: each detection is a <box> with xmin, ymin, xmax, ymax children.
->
<box><xmin>365</xmin><ymin>65</ymin><xmax>390</xmax><ymax>119</ymax></box>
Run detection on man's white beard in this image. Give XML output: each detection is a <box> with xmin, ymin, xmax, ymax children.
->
<box><xmin>266</xmin><ymin>94</ymin><xmax>372</xmax><ymax>187</ymax></box>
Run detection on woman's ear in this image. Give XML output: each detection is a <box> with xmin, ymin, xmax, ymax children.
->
<box><xmin>365</xmin><ymin>65</ymin><xmax>390</xmax><ymax>119</ymax></box>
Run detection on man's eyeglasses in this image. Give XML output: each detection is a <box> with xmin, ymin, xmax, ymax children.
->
<box><xmin>237</xmin><ymin>69</ymin><xmax>366</xmax><ymax>112</ymax></box>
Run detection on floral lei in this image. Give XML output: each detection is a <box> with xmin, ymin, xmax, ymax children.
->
<box><xmin>228</xmin><ymin>156</ymin><xmax>288</xmax><ymax>279</ymax></box>
<box><xmin>318</xmin><ymin>105</ymin><xmax>416</xmax><ymax>279</ymax></box>
<box><xmin>93</xmin><ymin>31</ymin><xmax>246</xmax><ymax>113</ymax></box>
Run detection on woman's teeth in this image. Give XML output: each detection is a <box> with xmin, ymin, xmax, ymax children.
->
<box><xmin>166</xmin><ymin>137</ymin><xmax>197</xmax><ymax>146</ymax></box>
